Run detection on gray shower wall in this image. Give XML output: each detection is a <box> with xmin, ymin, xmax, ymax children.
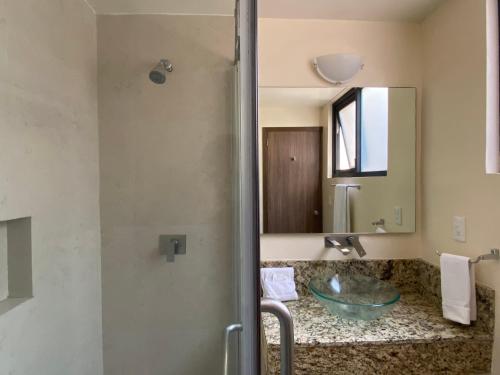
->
<box><xmin>97</xmin><ymin>15</ymin><xmax>236</xmax><ymax>375</ymax></box>
<box><xmin>0</xmin><ymin>0</ymin><xmax>103</xmax><ymax>374</ymax></box>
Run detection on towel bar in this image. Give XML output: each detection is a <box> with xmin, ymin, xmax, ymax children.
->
<box><xmin>435</xmin><ymin>249</ymin><xmax>500</xmax><ymax>264</ymax></box>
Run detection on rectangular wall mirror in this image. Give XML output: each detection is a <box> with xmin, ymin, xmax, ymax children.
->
<box><xmin>259</xmin><ymin>86</ymin><xmax>416</xmax><ymax>235</ymax></box>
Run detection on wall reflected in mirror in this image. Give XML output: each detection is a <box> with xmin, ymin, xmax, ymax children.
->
<box><xmin>259</xmin><ymin>87</ymin><xmax>416</xmax><ymax>235</ymax></box>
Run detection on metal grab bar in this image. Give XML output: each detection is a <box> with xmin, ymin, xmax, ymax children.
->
<box><xmin>261</xmin><ymin>299</ymin><xmax>294</xmax><ymax>375</ymax></box>
<box><xmin>223</xmin><ymin>323</ymin><xmax>242</xmax><ymax>375</ymax></box>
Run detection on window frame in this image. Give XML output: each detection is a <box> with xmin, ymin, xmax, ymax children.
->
<box><xmin>332</xmin><ymin>88</ymin><xmax>388</xmax><ymax>178</ymax></box>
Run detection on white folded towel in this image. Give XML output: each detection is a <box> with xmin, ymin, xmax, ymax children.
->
<box><xmin>440</xmin><ymin>253</ymin><xmax>477</xmax><ymax>325</ymax></box>
<box><xmin>260</xmin><ymin>267</ymin><xmax>299</xmax><ymax>302</ymax></box>
<box><xmin>333</xmin><ymin>184</ymin><xmax>350</xmax><ymax>233</ymax></box>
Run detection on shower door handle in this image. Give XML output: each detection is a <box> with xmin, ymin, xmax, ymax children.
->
<box><xmin>223</xmin><ymin>323</ymin><xmax>243</xmax><ymax>375</ymax></box>
<box><xmin>261</xmin><ymin>299</ymin><xmax>294</xmax><ymax>375</ymax></box>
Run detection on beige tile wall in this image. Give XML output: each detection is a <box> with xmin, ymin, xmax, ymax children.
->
<box><xmin>97</xmin><ymin>14</ymin><xmax>235</xmax><ymax>375</ymax></box>
<box><xmin>0</xmin><ymin>0</ymin><xmax>102</xmax><ymax>373</ymax></box>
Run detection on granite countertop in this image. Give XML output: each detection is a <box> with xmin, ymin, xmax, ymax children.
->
<box><xmin>262</xmin><ymin>260</ymin><xmax>494</xmax><ymax>374</ymax></box>
<box><xmin>262</xmin><ymin>293</ymin><xmax>492</xmax><ymax>347</ymax></box>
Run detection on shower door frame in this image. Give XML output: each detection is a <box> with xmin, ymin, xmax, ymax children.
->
<box><xmin>233</xmin><ymin>0</ymin><xmax>261</xmax><ymax>374</ymax></box>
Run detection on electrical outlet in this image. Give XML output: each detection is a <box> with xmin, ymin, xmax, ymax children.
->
<box><xmin>453</xmin><ymin>216</ymin><xmax>466</xmax><ymax>242</ymax></box>
<box><xmin>394</xmin><ymin>207</ymin><xmax>402</xmax><ymax>225</ymax></box>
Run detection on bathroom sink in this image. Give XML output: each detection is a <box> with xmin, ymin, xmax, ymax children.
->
<box><xmin>308</xmin><ymin>274</ymin><xmax>400</xmax><ymax>320</ymax></box>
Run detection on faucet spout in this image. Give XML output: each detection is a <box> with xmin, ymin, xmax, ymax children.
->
<box><xmin>345</xmin><ymin>236</ymin><xmax>367</xmax><ymax>258</ymax></box>
<box><xmin>324</xmin><ymin>235</ymin><xmax>366</xmax><ymax>258</ymax></box>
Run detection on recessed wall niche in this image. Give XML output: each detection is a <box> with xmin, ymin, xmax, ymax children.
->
<box><xmin>0</xmin><ymin>217</ymin><xmax>32</xmax><ymax>315</ymax></box>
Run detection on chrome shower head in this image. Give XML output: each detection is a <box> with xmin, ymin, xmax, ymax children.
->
<box><xmin>149</xmin><ymin>59</ymin><xmax>173</xmax><ymax>85</ymax></box>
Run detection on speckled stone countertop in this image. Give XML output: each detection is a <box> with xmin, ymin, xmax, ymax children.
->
<box><xmin>263</xmin><ymin>294</ymin><xmax>491</xmax><ymax>347</ymax></box>
<box><xmin>262</xmin><ymin>259</ymin><xmax>495</xmax><ymax>333</ymax></box>
<box><xmin>262</xmin><ymin>259</ymin><xmax>494</xmax><ymax>374</ymax></box>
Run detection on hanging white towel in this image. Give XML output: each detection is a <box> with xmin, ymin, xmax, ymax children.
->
<box><xmin>440</xmin><ymin>253</ymin><xmax>477</xmax><ymax>325</ymax></box>
<box><xmin>260</xmin><ymin>267</ymin><xmax>299</xmax><ymax>302</ymax></box>
<box><xmin>333</xmin><ymin>184</ymin><xmax>350</xmax><ymax>233</ymax></box>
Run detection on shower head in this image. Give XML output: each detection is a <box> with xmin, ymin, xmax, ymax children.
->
<box><xmin>149</xmin><ymin>59</ymin><xmax>173</xmax><ymax>85</ymax></box>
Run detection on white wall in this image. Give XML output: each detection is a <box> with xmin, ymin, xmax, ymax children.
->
<box><xmin>259</xmin><ymin>18</ymin><xmax>423</xmax><ymax>260</ymax></box>
<box><xmin>259</xmin><ymin>18</ymin><xmax>423</xmax><ymax>88</ymax></box>
<box><xmin>98</xmin><ymin>15</ymin><xmax>235</xmax><ymax>375</ymax></box>
<box><xmin>0</xmin><ymin>0</ymin><xmax>103</xmax><ymax>374</ymax></box>
<box><xmin>259</xmin><ymin>105</ymin><xmax>321</xmax><ymax>127</ymax></box>
<box><xmin>421</xmin><ymin>0</ymin><xmax>500</xmax><ymax>370</ymax></box>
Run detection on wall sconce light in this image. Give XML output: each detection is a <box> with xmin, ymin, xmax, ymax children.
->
<box><xmin>312</xmin><ymin>54</ymin><xmax>364</xmax><ymax>85</ymax></box>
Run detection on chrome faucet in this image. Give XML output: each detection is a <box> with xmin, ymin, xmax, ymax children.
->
<box><xmin>324</xmin><ymin>235</ymin><xmax>367</xmax><ymax>258</ymax></box>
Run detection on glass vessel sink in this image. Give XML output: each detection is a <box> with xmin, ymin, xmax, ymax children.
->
<box><xmin>308</xmin><ymin>274</ymin><xmax>400</xmax><ymax>320</ymax></box>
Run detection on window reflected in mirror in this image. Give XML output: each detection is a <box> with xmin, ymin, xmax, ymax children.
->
<box><xmin>335</xmin><ymin>96</ymin><xmax>357</xmax><ymax>172</ymax></box>
<box><xmin>361</xmin><ymin>88</ymin><xmax>388</xmax><ymax>173</ymax></box>
<box><xmin>333</xmin><ymin>88</ymin><xmax>388</xmax><ymax>177</ymax></box>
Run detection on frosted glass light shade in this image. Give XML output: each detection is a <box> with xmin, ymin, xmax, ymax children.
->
<box><xmin>313</xmin><ymin>54</ymin><xmax>364</xmax><ymax>85</ymax></box>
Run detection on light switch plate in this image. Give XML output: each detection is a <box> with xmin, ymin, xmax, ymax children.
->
<box><xmin>394</xmin><ymin>207</ymin><xmax>402</xmax><ymax>225</ymax></box>
<box><xmin>453</xmin><ymin>216</ymin><xmax>466</xmax><ymax>242</ymax></box>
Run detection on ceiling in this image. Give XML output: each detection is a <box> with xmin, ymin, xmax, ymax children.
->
<box><xmin>259</xmin><ymin>87</ymin><xmax>345</xmax><ymax>108</ymax></box>
<box><xmin>86</xmin><ymin>0</ymin><xmax>445</xmax><ymax>21</ymax></box>
<box><xmin>259</xmin><ymin>0</ymin><xmax>446</xmax><ymax>22</ymax></box>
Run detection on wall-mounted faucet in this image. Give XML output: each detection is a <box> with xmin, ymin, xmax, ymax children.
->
<box><xmin>371</xmin><ymin>218</ymin><xmax>385</xmax><ymax>227</ymax></box>
<box><xmin>325</xmin><ymin>235</ymin><xmax>367</xmax><ymax>258</ymax></box>
<box><xmin>159</xmin><ymin>234</ymin><xmax>186</xmax><ymax>262</ymax></box>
